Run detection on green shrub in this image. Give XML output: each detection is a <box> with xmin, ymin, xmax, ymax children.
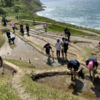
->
<box><xmin>0</xmin><ymin>8</ymin><xmax>6</xmax><ymax>14</ymax></box>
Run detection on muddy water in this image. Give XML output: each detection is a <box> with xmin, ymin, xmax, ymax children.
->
<box><xmin>36</xmin><ymin>74</ymin><xmax>100</xmax><ymax>100</ymax></box>
<box><xmin>0</xmin><ymin>33</ymin><xmax>61</xmax><ymax>68</ymax></box>
<box><xmin>76</xmin><ymin>43</ymin><xmax>95</xmax><ymax>49</ymax></box>
<box><xmin>31</xmin><ymin>34</ymin><xmax>80</xmax><ymax>53</ymax></box>
<box><xmin>0</xmin><ymin>67</ymin><xmax>14</xmax><ymax>77</ymax></box>
<box><xmin>25</xmin><ymin>34</ymin><xmax>77</xmax><ymax>60</ymax></box>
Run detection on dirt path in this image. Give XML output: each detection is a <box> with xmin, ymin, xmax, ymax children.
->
<box><xmin>4</xmin><ymin>60</ymin><xmax>33</xmax><ymax>100</ymax></box>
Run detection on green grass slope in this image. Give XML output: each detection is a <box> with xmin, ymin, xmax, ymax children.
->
<box><xmin>0</xmin><ymin>0</ymin><xmax>42</xmax><ymax>15</ymax></box>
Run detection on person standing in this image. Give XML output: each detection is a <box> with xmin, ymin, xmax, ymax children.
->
<box><xmin>33</xmin><ymin>19</ymin><xmax>35</xmax><ymax>25</ymax></box>
<box><xmin>64</xmin><ymin>28</ymin><xmax>71</xmax><ymax>42</ymax></box>
<box><xmin>55</xmin><ymin>38</ymin><xmax>61</xmax><ymax>58</ymax></box>
<box><xmin>60</xmin><ymin>37</ymin><xmax>65</xmax><ymax>59</ymax></box>
<box><xmin>16</xmin><ymin>16</ymin><xmax>19</xmax><ymax>20</ymax></box>
<box><xmin>10</xmin><ymin>21</ymin><xmax>16</xmax><ymax>33</ymax></box>
<box><xmin>44</xmin><ymin>23</ymin><xmax>47</xmax><ymax>32</ymax></box>
<box><xmin>86</xmin><ymin>57</ymin><xmax>98</xmax><ymax>82</ymax></box>
<box><xmin>67</xmin><ymin>60</ymin><xmax>80</xmax><ymax>81</ymax></box>
<box><xmin>63</xmin><ymin>38</ymin><xmax>69</xmax><ymax>59</ymax></box>
<box><xmin>0</xmin><ymin>56</ymin><xmax>3</xmax><ymax>67</ymax></box>
<box><xmin>2</xmin><ymin>17</ymin><xmax>7</xmax><ymax>27</ymax></box>
<box><xmin>20</xmin><ymin>24</ymin><xmax>24</xmax><ymax>36</ymax></box>
<box><xmin>26</xmin><ymin>24</ymin><xmax>30</xmax><ymax>36</ymax></box>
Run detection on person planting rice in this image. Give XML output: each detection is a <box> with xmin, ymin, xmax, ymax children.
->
<box><xmin>67</xmin><ymin>60</ymin><xmax>80</xmax><ymax>81</ymax></box>
<box><xmin>55</xmin><ymin>38</ymin><xmax>61</xmax><ymax>58</ymax></box>
<box><xmin>86</xmin><ymin>57</ymin><xmax>98</xmax><ymax>82</ymax></box>
<box><xmin>43</xmin><ymin>43</ymin><xmax>52</xmax><ymax>62</ymax></box>
<box><xmin>9</xmin><ymin>37</ymin><xmax>15</xmax><ymax>45</ymax></box>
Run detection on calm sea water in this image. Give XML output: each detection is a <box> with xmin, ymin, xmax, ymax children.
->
<box><xmin>38</xmin><ymin>0</ymin><xmax>100</xmax><ymax>29</ymax></box>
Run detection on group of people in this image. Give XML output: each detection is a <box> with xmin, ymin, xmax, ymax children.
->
<box><xmin>1</xmin><ymin>16</ymin><xmax>99</xmax><ymax>83</ymax></box>
<box><xmin>68</xmin><ymin>57</ymin><xmax>98</xmax><ymax>82</ymax></box>
<box><xmin>43</xmin><ymin>37</ymin><xmax>69</xmax><ymax>62</ymax></box>
<box><xmin>20</xmin><ymin>24</ymin><xmax>30</xmax><ymax>36</ymax></box>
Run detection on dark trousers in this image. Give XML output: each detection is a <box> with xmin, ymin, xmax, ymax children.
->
<box><xmin>45</xmin><ymin>28</ymin><xmax>47</xmax><ymax>32</ymax></box>
<box><xmin>56</xmin><ymin>50</ymin><xmax>60</xmax><ymax>57</ymax></box>
<box><xmin>12</xmin><ymin>27</ymin><xmax>15</xmax><ymax>33</ymax></box>
<box><xmin>27</xmin><ymin>30</ymin><xmax>29</xmax><ymax>36</ymax></box>
<box><xmin>68</xmin><ymin>36</ymin><xmax>70</xmax><ymax>42</ymax></box>
<box><xmin>4</xmin><ymin>22</ymin><xmax>7</xmax><ymax>27</ymax></box>
<box><xmin>20</xmin><ymin>28</ymin><xmax>24</xmax><ymax>36</ymax></box>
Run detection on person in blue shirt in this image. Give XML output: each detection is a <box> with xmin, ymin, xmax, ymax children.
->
<box><xmin>67</xmin><ymin>60</ymin><xmax>80</xmax><ymax>81</ymax></box>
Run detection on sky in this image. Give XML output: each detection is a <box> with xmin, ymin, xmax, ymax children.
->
<box><xmin>40</xmin><ymin>0</ymin><xmax>61</xmax><ymax>2</ymax></box>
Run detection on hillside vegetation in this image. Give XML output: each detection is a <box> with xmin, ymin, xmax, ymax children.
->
<box><xmin>0</xmin><ymin>0</ymin><xmax>42</xmax><ymax>15</ymax></box>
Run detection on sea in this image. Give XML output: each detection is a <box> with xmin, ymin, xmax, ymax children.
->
<box><xmin>37</xmin><ymin>0</ymin><xmax>100</xmax><ymax>29</ymax></box>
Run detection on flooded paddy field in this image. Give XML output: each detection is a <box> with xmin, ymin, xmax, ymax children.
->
<box><xmin>34</xmin><ymin>72</ymin><xmax>100</xmax><ymax>100</ymax></box>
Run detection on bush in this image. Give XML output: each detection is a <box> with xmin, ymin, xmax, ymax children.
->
<box><xmin>14</xmin><ymin>5</ymin><xmax>27</xmax><ymax>13</ymax></box>
<box><xmin>0</xmin><ymin>8</ymin><xmax>6</xmax><ymax>14</ymax></box>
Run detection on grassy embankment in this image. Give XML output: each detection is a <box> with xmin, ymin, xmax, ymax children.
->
<box><xmin>5</xmin><ymin>59</ymin><xmax>35</xmax><ymax>69</ymax></box>
<box><xmin>0</xmin><ymin>78</ymin><xmax>20</xmax><ymax>100</ymax></box>
<box><xmin>19</xmin><ymin>14</ymin><xmax>100</xmax><ymax>35</ymax></box>
<box><xmin>21</xmin><ymin>74</ymin><xmax>87</xmax><ymax>100</ymax></box>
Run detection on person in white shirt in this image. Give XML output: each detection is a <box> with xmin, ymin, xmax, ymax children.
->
<box><xmin>10</xmin><ymin>21</ymin><xmax>15</xmax><ymax>33</ymax></box>
<box><xmin>43</xmin><ymin>23</ymin><xmax>47</xmax><ymax>32</ymax></box>
<box><xmin>60</xmin><ymin>37</ymin><xmax>65</xmax><ymax>59</ymax></box>
<box><xmin>55</xmin><ymin>38</ymin><xmax>61</xmax><ymax>58</ymax></box>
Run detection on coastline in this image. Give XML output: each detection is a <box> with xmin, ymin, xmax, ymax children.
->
<box><xmin>33</xmin><ymin>4</ymin><xmax>46</xmax><ymax>13</ymax></box>
<box><xmin>35</xmin><ymin>1</ymin><xmax>100</xmax><ymax>30</ymax></box>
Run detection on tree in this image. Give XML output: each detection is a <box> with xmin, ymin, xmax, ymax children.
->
<box><xmin>1</xmin><ymin>0</ymin><xmax>4</xmax><ymax>6</ymax></box>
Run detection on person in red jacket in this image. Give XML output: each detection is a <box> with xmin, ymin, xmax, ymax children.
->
<box><xmin>10</xmin><ymin>21</ymin><xmax>16</xmax><ymax>33</ymax></box>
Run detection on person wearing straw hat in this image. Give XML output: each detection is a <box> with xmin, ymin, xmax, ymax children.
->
<box><xmin>86</xmin><ymin>57</ymin><xmax>98</xmax><ymax>82</ymax></box>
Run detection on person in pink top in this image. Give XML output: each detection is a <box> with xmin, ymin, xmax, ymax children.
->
<box><xmin>86</xmin><ymin>57</ymin><xmax>98</xmax><ymax>82</ymax></box>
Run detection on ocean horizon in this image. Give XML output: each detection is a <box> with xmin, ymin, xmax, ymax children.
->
<box><xmin>38</xmin><ymin>0</ymin><xmax>100</xmax><ymax>30</ymax></box>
